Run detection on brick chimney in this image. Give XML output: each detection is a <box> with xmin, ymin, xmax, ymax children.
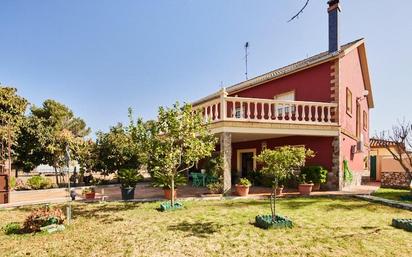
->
<box><xmin>328</xmin><ymin>0</ymin><xmax>341</xmax><ymax>53</ymax></box>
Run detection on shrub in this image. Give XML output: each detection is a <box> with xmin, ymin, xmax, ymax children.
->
<box><xmin>11</xmin><ymin>178</ymin><xmax>30</xmax><ymax>191</ymax></box>
<box><xmin>246</xmin><ymin>170</ymin><xmax>263</xmax><ymax>186</ymax></box>
<box><xmin>246</xmin><ymin>170</ymin><xmax>280</xmax><ymax>187</ymax></box>
<box><xmin>207</xmin><ymin>181</ymin><xmax>224</xmax><ymax>194</ymax></box>
<box><xmin>26</xmin><ymin>176</ymin><xmax>52</xmax><ymax>190</ymax></box>
<box><xmin>82</xmin><ymin>187</ymin><xmax>95</xmax><ymax>195</ymax></box>
<box><xmin>3</xmin><ymin>222</ymin><xmax>22</xmax><ymax>235</ymax></box>
<box><xmin>152</xmin><ymin>171</ymin><xmax>187</xmax><ymax>189</ymax></box>
<box><xmin>238</xmin><ymin>178</ymin><xmax>251</xmax><ymax>187</ymax></box>
<box><xmin>10</xmin><ymin>177</ymin><xmax>16</xmax><ymax>189</ymax></box>
<box><xmin>300</xmin><ymin>166</ymin><xmax>328</xmax><ymax>184</ymax></box>
<box><xmin>204</xmin><ymin>154</ymin><xmax>223</xmax><ymax>178</ymax></box>
<box><xmin>23</xmin><ymin>206</ymin><xmax>65</xmax><ymax>233</ymax></box>
<box><xmin>117</xmin><ymin>168</ymin><xmax>143</xmax><ymax>188</ymax></box>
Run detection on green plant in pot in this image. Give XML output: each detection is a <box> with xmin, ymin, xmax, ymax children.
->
<box><xmin>256</xmin><ymin>146</ymin><xmax>314</xmax><ymax>229</ymax></box>
<box><xmin>235</xmin><ymin>178</ymin><xmax>252</xmax><ymax>196</ymax></box>
<box><xmin>82</xmin><ymin>187</ymin><xmax>96</xmax><ymax>200</ymax></box>
<box><xmin>297</xmin><ymin>174</ymin><xmax>314</xmax><ymax>196</ymax></box>
<box><xmin>275</xmin><ymin>177</ymin><xmax>286</xmax><ymax>196</ymax></box>
<box><xmin>152</xmin><ymin>171</ymin><xmax>187</xmax><ymax>200</ymax></box>
<box><xmin>117</xmin><ymin>168</ymin><xmax>143</xmax><ymax>200</ymax></box>
<box><xmin>300</xmin><ymin>165</ymin><xmax>328</xmax><ymax>191</ymax></box>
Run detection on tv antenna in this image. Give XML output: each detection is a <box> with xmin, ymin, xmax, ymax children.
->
<box><xmin>244</xmin><ymin>42</ymin><xmax>249</xmax><ymax>80</ymax></box>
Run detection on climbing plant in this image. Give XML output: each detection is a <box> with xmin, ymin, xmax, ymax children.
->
<box><xmin>343</xmin><ymin>160</ymin><xmax>353</xmax><ymax>183</ymax></box>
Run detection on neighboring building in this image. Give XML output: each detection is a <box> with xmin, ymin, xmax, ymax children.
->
<box><xmin>192</xmin><ymin>0</ymin><xmax>374</xmax><ymax>191</ymax></box>
<box><xmin>370</xmin><ymin>139</ymin><xmax>411</xmax><ymax>188</ymax></box>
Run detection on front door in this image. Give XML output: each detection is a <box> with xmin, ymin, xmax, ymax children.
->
<box><xmin>370</xmin><ymin>156</ymin><xmax>377</xmax><ymax>181</ymax></box>
<box><xmin>241</xmin><ymin>152</ymin><xmax>254</xmax><ymax>178</ymax></box>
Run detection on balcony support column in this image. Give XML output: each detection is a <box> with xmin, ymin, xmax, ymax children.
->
<box><xmin>220</xmin><ymin>132</ymin><xmax>232</xmax><ymax>194</ymax></box>
<box><xmin>220</xmin><ymin>87</ymin><xmax>228</xmax><ymax>120</ymax></box>
<box><xmin>328</xmin><ymin>135</ymin><xmax>342</xmax><ymax>190</ymax></box>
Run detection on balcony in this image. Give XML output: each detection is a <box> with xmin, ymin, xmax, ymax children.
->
<box><xmin>196</xmin><ymin>95</ymin><xmax>338</xmax><ymax>126</ymax></box>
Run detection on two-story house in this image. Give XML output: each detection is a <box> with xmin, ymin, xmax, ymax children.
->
<box><xmin>193</xmin><ymin>0</ymin><xmax>374</xmax><ymax>191</ymax></box>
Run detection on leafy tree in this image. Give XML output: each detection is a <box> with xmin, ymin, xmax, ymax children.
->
<box><xmin>130</xmin><ymin>119</ymin><xmax>159</xmax><ymax>176</ymax></box>
<box><xmin>76</xmin><ymin>139</ymin><xmax>96</xmax><ymax>171</ymax></box>
<box><xmin>137</xmin><ymin>102</ymin><xmax>216</xmax><ymax>207</ymax></box>
<box><xmin>26</xmin><ymin>100</ymin><xmax>90</xmax><ymax>184</ymax></box>
<box><xmin>13</xmin><ymin>116</ymin><xmax>51</xmax><ymax>173</ymax></box>
<box><xmin>256</xmin><ymin>146</ymin><xmax>314</xmax><ymax>220</ymax></box>
<box><xmin>94</xmin><ymin>122</ymin><xmax>141</xmax><ymax>173</ymax></box>
<box><xmin>0</xmin><ymin>87</ymin><xmax>28</xmax><ymax>168</ymax></box>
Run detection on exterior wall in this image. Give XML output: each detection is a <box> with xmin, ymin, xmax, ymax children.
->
<box><xmin>381</xmin><ymin>172</ymin><xmax>411</xmax><ymax>189</ymax></box>
<box><xmin>232</xmin><ymin>136</ymin><xmax>334</xmax><ymax>173</ymax></box>
<box><xmin>338</xmin><ymin>47</ymin><xmax>370</xmax><ymax>181</ymax></box>
<box><xmin>371</xmin><ymin>146</ymin><xmax>411</xmax><ymax>182</ymax></box>
<box><xmin>229</xmin><ymin>62</ymin><xmax>334</xmax><ymax>103</ymax></box>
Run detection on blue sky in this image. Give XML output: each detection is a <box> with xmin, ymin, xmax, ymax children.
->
<box><xmin>1</xmin><ymin>0</ymin><xmax>411</xmax><ymax>135</ymax></box>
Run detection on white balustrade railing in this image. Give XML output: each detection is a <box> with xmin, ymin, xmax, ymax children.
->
<box><xmin>195</xmin><ymin>96</ymin><xmax>337</xmax><ymax>125</ymax></box>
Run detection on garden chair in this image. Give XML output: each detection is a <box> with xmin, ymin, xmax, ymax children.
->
<box><xmin>191</xmin><ymin>173</ymin><xmax>203</xmax><ymax>187</ymax></box>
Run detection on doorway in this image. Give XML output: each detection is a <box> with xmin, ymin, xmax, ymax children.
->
<box><xmin>237</xmin><ymin>148</ymin><xmax>257</xmax><ymax>178</ymax></box>
<box><xmin>370</xmin><ymin>155</ymin><xmax>377</xmax><ymax>181</ymax></box>
<box><xmin>241</xmin><ymin>152</ymin><xmax>254</xmax><ymax>177</ymax></box>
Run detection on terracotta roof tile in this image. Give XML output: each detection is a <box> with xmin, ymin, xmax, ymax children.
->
<box><xmin>193</xmin><ymin>38</ymin><xmax>364</xmax><ymax>106</ymax></box>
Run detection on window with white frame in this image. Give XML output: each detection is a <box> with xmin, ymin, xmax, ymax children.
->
<box><xmin>273</xmin><ymin>91</ymin><xmax>295</xmax><ymax>116</ymax></box>
<box><xmin>235</xmin><ymin>106</ymin><xmax>246</xmax><ymax>118</ymax></box>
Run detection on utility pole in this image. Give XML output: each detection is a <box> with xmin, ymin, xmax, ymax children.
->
<box><xmin>244</xmin><ymin>42</ymin><xmax>249</xmax><ymax>80</ymax></box>
<box><xmin>64</xmin><ymin>144</ymin><xmax>72</xmax><ymax>225</ymax></box>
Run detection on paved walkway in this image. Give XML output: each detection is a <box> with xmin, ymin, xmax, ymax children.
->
<box><xmin>355</xmin><ymin>195</ymin><xmax>412</xmax><ymax>211</ymax></box>
<box><xmin>1</xmin><ymin>182</ymin><xmax>380</xmax><ymax>208</ymax></box>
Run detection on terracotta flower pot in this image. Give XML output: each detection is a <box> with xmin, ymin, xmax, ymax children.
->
<box><xmin>312</xmin><ymin>183</ymin><xmax>321</xmax><ymax>191</ymax></box>
<box><xmin>84</xmin><ymin>192</ymin><xmax>95</xmax><ymax>200</ymax></box>
<box><xmin>235</xmin><ymin>185</ymin><xmax>250</xmax><ymax>196</ymax></box>
<box><xmin>298</xmin><ymin>183</ymin><xmax>314</xmax><ymax>196</ymax></box>
<box><xmin>276</xmin><ymin>186</ymin><xmax>284</xmax><ymax>196</ymax></box>
<box><xmin>164</xmin><ymin>188</ymin><xmax>177</xmax><ymax>200</ymax></box>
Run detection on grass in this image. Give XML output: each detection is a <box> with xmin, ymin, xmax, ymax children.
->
<box><xmin>372</xmin><ymin>188</ymin><xmax>412</xmax><ymax>203</ymax></box>
<box><xmin>1</xmin><ymin>197</ymin><xmax>412</xmax><ymax>257</ymax></box>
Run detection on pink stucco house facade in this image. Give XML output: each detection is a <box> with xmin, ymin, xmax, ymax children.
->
<box><xmin>192</xmin><ymin>0</ymin><xmax>374</xmax><ymax>191</ymax></box>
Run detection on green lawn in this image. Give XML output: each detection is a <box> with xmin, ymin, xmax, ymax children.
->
<box><xmin>1</xmin><ymin>197</ymin><xmax>412</xmax><ymax>257</ymax></box>
<box><xmin>372</xmin><ymin>188</ymin><xmax>412</xmax><ymax>203</ymax></box>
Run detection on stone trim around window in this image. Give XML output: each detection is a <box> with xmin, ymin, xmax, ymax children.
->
<box><xmin>346</xmin><ymin>87</ymin><xmax>353</xmax><ymax>116</ymax></box>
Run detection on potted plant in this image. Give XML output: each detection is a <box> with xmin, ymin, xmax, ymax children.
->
<box><xmin>300</xmin><ymin>165</ymin><xmax>328</xmax><ymax>191</ymax></box>
<box><xmin>117</xmin><ymin>168</ymin><xmax>143</xmax><ymax>200</ymax></box>
<box><xmin>275</xmin><ymin>181</ymin><xmax>284</xmax><ymax>196</ymax></box>
<box><xmin>82</xmin><ymin>187</ymin><xmax>96</xmax><ymax>200</ymax></box>
<box><xmin>235</xmin><ymin>178</ymin><xmax>252</xmax><ymax>196</ymax></box>
<box><xmin>206</xmin><ymin>179</ymin><xmax>224</xmax><ymax>196</ymax></box>
<box><xmin>298</xmin><ymin>174</ymin><xmax>314</xmax><ymax>196</ymax></box>
<box><xmin>152</xmin><ymin>172</ymin><xmax>187</xmax><ymax>200</ymax></box>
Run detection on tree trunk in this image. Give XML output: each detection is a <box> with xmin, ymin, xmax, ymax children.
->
<box><xmin>171</xmin><ymin>177</ymin><xmax>175</xmax><ymax>208</ymax></box>
<box><xmin>271</xmin><ymin>178</ymin><xmax>278</xmax><ymax>222</ymax></box>
<box><xmin>54</xmin><ymin>167</ymin><xmax>59</xmax><ymax>186</ymax></box>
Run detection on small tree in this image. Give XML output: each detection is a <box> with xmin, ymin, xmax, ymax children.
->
<box><xmin>256</xmin><ymin>146</ymin><xmax>314</xmax><ymax>220</ymax></box>
<box><xmin>378</xmin><ymin>120</ymin><xmax>412</xmax><ymax>190</ymax></box>
<box><xmin>95</xmin><ymin>123</ymin><xmax>140</xmax><ymax>174</ymax></box>
<box><xmin>0</xmin><ymin>87</ymin><xmax>28</xmax><ymax>174</ymax></box>
<box><xmin>137</xmin><ymin>102</ymin><xmax>216</xmax><ymax>207</ymax></box>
